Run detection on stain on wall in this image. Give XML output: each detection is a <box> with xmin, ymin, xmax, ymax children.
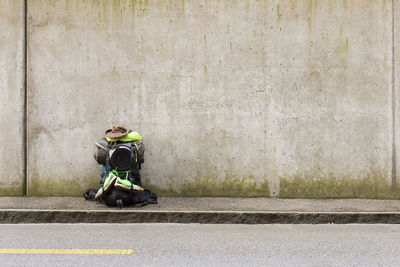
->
<box><xmin>144</xmin><ymin>175</ymin><xmax>270</xmax><ymax>197</ymax></box>
<box><xmin>279</xmin><ymin>171</ymin><xmax>399</xmax><ymax>199</ymax></box>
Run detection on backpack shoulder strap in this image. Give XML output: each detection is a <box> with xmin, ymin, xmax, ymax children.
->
<box><xmin>105</xmin><ymin>143</ymin><xmax>111</xmax><ymax>175</ymax></box>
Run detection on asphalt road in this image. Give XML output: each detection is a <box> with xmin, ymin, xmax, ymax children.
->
<box><xmin>0</xmin><ymin>224</ymin><xmax>399</xmax><ymax>266</ymax></box>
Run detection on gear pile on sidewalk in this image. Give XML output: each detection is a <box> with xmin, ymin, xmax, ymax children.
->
<box><xmin>84</xmin><ymin>126</ymin><xmax>157</xmax><ymax>208</ymax></box>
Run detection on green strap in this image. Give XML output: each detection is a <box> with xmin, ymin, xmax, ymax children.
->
<box><xmin>111</xmin><ymin>169</ymin><xmax>130</xmax><ymax>180</ymax></box>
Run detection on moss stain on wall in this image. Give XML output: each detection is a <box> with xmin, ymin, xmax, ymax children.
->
<box><xmin>279</xmin><ymin>172</ymin><xmax>400</xmax><ymax>199</ymax></box>
<box><xmin>143</xmin><ymin>175</ymin><xmax>270</xmax><ymax>197</ymax></box>
<box><xmin>0</xmin><ymin>186</ymin><xmax>23</xmax><ymax>197</ymax></box>
<box><xmin>22</xmin><ymin>170</ymin><xmax>400</xmax><ymax>199</ymax></box>
<box><xmin>28</xmin><ymin>176</ymin><xmax>99</xmax><ymax>197</ymax></box>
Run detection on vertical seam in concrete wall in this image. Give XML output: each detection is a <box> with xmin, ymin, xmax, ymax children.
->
<box><xmin>23</xmin><ymin>0</ymin><xmax>28</xmax><ymax>196</ymax></box>
<box><xmin>392</xmin><ymin>0</ymin><xmax>397</xmax><ymax>188</ymax></box>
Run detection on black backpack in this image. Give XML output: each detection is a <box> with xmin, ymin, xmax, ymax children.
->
<box><xmin>85</xmin><ymin>136</ymin><xmax>157</xmax><ymax>208</ymax></box>
<box><xmin>84</xmin><ymin>188</ymin><xmax>157</xmax><ymax>208</ymax></box>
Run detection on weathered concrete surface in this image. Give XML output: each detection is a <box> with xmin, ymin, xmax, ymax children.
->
<box><xmin>26</xmin><ymin>0</ymin><xmax>395</xmax><ymax>197</ymax></box>
<box><xmin>272</xmin><ymin>1</ymin><xmax>393</xmax><ymax>197</ymax></box>
<box><xmin>0</xmin><ymin>1</ymin><xmax>24</xmax><ymax>196</ymax></box>
<box><xmin>395</xmin><ymin>0</ymin><xmax>400</xmax><ymax>188</ymax></box>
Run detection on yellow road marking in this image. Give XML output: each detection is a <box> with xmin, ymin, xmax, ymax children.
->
<box><xmin>0</xmin><ymin>249</ymin><xmax>133</xmax><ymax>255</ymax></box>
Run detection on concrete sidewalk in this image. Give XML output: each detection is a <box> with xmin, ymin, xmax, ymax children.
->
<box><xmin>1</xmin><ymin>197</ymin><xmax>400</xmax><ymax>224</ymax></box>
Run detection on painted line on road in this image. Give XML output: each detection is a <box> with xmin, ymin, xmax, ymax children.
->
<box><xmin>0</xmin><ymin>249</ymin><xmax>134</xmax><ymax>255</ymax></box>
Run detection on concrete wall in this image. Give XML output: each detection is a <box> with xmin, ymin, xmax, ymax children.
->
<box><xmin>0</xmin><ymin>0</ymin><xmax>24</xmax><ymax>196</ymax></box>
<box><xmin>395</xmin><ymin>0</ymin><xmax>400</xmax><ymax>190</ymax></box>
<box><xmin>1</xmin><ymin>0</ymin><xmax>399</xmax><ymax>197</ymax></box>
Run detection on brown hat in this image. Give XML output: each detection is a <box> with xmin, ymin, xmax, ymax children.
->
<box><xmin>105</xmin><ymin>126</ymin><xmax>130</xmax><ymax>139</ymax></box>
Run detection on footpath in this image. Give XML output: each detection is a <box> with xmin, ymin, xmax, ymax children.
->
<box><xmin>1</xmin><ymin>197</ymin><xmax>400</xmax><ymax>224</ymax></box>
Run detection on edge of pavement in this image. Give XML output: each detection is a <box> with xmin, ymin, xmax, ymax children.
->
<box><xmin>2</xmin><ymin>209</ymin><xmax>400</xmax><ymax>224</ymax></box>
<box><xmin>1</xmin><ymin>197</ymin><xmax>400</xmax><ymax>224</ymax></box>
